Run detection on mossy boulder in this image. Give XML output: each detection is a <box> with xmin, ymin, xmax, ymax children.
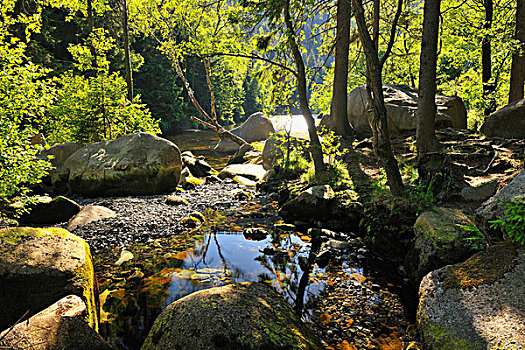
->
<box><xmin>280</xmin><ymin>185</ymin><xmax>335</xmax><ymax>219</ymax></box>
<box><xmin>65</xmin><ymin>132</ymin><xmax>182</xmax><ymax>196</ymax></box>
<box><xmin>417</xmin><ymin>244</ymin><xmax>525</xmax><ymax>349</ymax></box>
<box><xmin>0</xmin><ymin>227</ymin><xmax>98</xmax><ymax>332</ymax></box>
<box><xmin>18</xmin><ymin>196</ymin><xmax>81</xmax><ymax>225</ymax></box>
<box><xmin>0</xmin><ymin>295</ymin><xmax>110</xmax><ymax>350</ymax></box>
<box><xmin>141</xmin><ymin>282</ymin><xmax>323</xmax><ymax>350</ymax></box>
<box><xmin>404</xmin><ymin>207</ymin><xmax>481</xmax><ymax>284</ymax></box>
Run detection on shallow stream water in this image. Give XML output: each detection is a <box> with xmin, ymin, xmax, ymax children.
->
<box><xmin>93</xmin><ymin>129</ymin><xmax>417</xmax><ymax>350</ymax></box>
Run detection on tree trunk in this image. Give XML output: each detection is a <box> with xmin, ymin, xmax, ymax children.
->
<box><xmin>417</xmin><ymin>0</ymin><xmax>441</xmax><ymax>156</ymax></box>
<box><xmin>509</xmin><ymin>0</ymin><xmax>525</xmax><ymax>103</ymax></box>
<box><xmin>417</xmin><ymin>0</ymin><xmax>444</xmax><ymax>186</ymax></box>
<box><xmin>352</xmin><ymin>0</ymin><xmax>404</xmax><ymax>196</ymax></box>
<box><xmin>122</xmin><ymin>0</ymin><xmax>133</xmax><ymax>101</ymax></box>
<box><xmin>329</xmin><ymin>0</ymin><xmax>353</xmax><ymax>137</ymax></box>
<box><xmin>87</xmin><ymin>0</ymin><xmax>94</xmax><ymax>32</ymax></box>
<box><xmin>283</xmin><ymin>0</ymin><xmax>325</xmax><ymax>173</ymax></box>
<box><xmin>482</xmin><ymin>0</ymin><xmax>495</xmax><ymax>115</ymax></box>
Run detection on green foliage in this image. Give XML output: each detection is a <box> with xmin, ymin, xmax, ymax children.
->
<box><xmin>0</xmin><ymin>0</ymin><xmax>52</xmax><ymax>218</ymax></box>
<box><xmin>457</xmin><ymin>220</ymin><xmax>486</xmax><ymax>251</ymax></box>
<box><xmin>45</xmin><ymin>28</ymin><xmax>160</xmax><ymax>144</ymax></box>
<box><xmin>319</xmin><ymin>127</ymin><xmax>349</xmax><ymax>165</ymax></box>
<box><xmin>301</xmin><ymin>160</ymin><xmax>351</xmax><ymax>189</ymax></box>
<box><xmin>273</xmin><ymin>131</ymin><xmax>310</xmax><ymax>172</ymax></box>
<box><xmin>489</xmin><ymin>198</ymin><xmax>525</xmax><ymax>245</ymax></box>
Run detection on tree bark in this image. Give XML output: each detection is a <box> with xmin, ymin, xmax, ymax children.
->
<box><xmin>417</xmin><ymin>0</ymin><xmax>444</xmax><ymax>186</ymax></box>
<box><xmin>352</xmin><ymin>0</ymin><xmax>404</xmax><ymax>196</ymax></box>
<box><xmin>329</xmin><ymin>0</ymin><xmax>354</xmax><ymax>137</ymax></box>
<box><xmin>283</xmin><ymin>0</ymin><xmax>325</xmax><ymax>173</ymax></box>
<box><xmin>482</xmin><ymin>0</ymin><xmax>495</xmax><ymax>115</ymax></box>
<box><xmin>122</xmin><ymin>0</ymin><xmax>133</xmax><ymax>101</ymax></box>
<box><xmin>417</xmin><ymin>0</ymin><xmax>441</xmax><ymax>156</ymax></box>
<box><xmin>509</xmin><ymin>0</ymin><xmax>525</xmax><ymax>103</ymax></box>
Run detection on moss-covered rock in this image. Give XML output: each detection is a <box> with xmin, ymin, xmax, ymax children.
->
<box><xmin>64</xmin><ymin>132</ymin><xmax>182</xmax><ymax>196</ymax></box>
<box><xmin>404</xmin><ymin>207</ymin><xmax>481</xmax><ymax>284</ymax></box>
<box><xmin>417</xmin><ymin>244</ymin><xmax>525</xmax><ymax>349</ymax></box>
<box><xmin>18</xmin><ymin>196</ymin><xmax>81</xmax><ymax>225</ymax></box>
<box><xmin>0</xmin><ymin>295</ymin><xmax>110</xmax><ymax>350</ymax></box>
<box><xmin>141</xmin><ymin>282</ymin><xmax>323</xmax><ymax>350</ymax></box>
<box><xmin>0</xmin><ymin>227</ymin><xmax>98</xmax><ymax>332</ymax></box>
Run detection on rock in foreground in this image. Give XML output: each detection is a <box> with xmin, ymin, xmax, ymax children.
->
<box><xmin>0</xmin><ymin>295</ymin><xmax>110</xmax><ymax>350</ymax></box>
<box><xmin>0</xmin><ymin>227</ymin><xmax>98</xmax><ymax>331</ymax></box>
<box><xmin>418</xmin><ymin>244</ymin><xmax>525</xmax><ymax>349</ymax></box>
<box><xmin>18</xmin><ymin>196</ymin><xmax>81</xmax><ymax>225</ymax></box>
<box><xmin>65</xmin><ymin>132</ymin><xmax>182</xmax><ymax>196</ymax></box>
<box><xmin>141</xmin><ymin>282</ymin><xmax>323</xmax><ymax>350</ymax></box>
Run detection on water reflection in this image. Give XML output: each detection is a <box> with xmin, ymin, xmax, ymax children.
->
<box><xmin>98</xmin><ymin>230</ymin><xmax>325</xmax><ymax>350</ymax></box>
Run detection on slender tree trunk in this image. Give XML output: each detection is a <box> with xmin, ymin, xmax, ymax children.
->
<box><xmin>509</xmin><ymin>0</ymin><xmax>525</xmax><ymax>103</ymax></box>
<box><xmin>372</xmin><ymin>0</ymin><xmax>380</xmax><ymax>48</ymax></box>
<box><xmin>283</xmin><ymin>0</ymin><xmax>325</xmax><ymax>173</ymax></box>
<box><xmin>417</xmin><ymin>0</ymin><xmax>441</xmax><ymax>156</ymax></box>
<box><xmin>329</xmin><ymin>0</ymin><xmax>353</xmax><ymax>137</ymax></box>
<box><xmin>417</xmin><ymin>0</ymin><xmax>444</xmax><ymax>186</ymax></box>
<box><xmin>122</xmin><ymin>0</ymin><xmax>133</xmax><ymax>101</ymax></box>
<box><xmin>482</xmin><ymin>0</ymin><xmax>495</xmax><ymax>115</ymax></box>
<box><xmin>352</xmin><ymin>0</ymin><xmax>404</xmax><ymax>196</ymax></box>
<box><xmin>87</xmin><ymin>0</ymin><xmax>94</xmax><ymax>32</ymax></box>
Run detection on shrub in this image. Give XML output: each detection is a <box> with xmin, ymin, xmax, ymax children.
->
<box><xmin>489</xmin><ymin>198</ymin><xmax>525</xmax><ymax>245</ymax></box>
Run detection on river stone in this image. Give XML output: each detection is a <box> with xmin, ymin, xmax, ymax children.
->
<box><xmin>404</xmin><ymin>207</ymin><xmax>481</xmax><ymax>284</ymax></box>
<box><xmin>0</xmin><ymin>227</ymin><xmax>98</xmax><ymax>331</ymax></box>
<box><xmin>67</xmin><ymin>205</ymin><xmax>116</xmax><ymax>231</ymax></box>
<box><xmin>18</xmin><ymin>196</ymin><xmax>81</xmax><ymax>225</ymax></box>
<box><xmin>37</xmin><ymin>142</ymin><xmax>84</xmax><ymax>195</ymax></box>
<box><xmin>461</xmin><ymin>176</ymin><xmax>498</xmax><ymax>202</ymax></box>
<box><xmin>219</xmin><ymin>164</ymin><xmax>267</xmax><ymax>182</ymax></box>
<box><xmin>480</xmin><ymin>99</ymin><xmax>525</xmax><ymax>138</ymax></box>
<box><xmin>214</xmin><ymin>112</ymin><xmax>275</xmax><ymax>153</ymax></box>
<box><xmin>65</xmin><ymin>132</ymin><xmax>182</xmax><ymax>196</ymax></box>
<box><xmin>141</xmin><ymin>282</ymin><xmax>323</xmax><ymax>350</ymax></box>
<box><xmin>181</xmin><ymin>151</ymin><xmax>213</xmax><ymax>178</ymax></box>
<box><xmin>262</xmin><ymin>133</ymin><xmax>306</xmax><ymax>168</ymax></box>
<box><xmin>347</xmin><ymin>84</ymin><xmax>467</xmax><ymax>135</ymax></box>
<box><xmin>280</xmin><ymin>185</ymin><xmax>336</xmax><ymax>219</ymax></box>
<box><xmin>418</xmin><ymin>244</ymin><xmax>525</xmax><ymax>349</ymax></box>
<box><xmin>0</xmin><ymin>295</ymin><xmax>110</xmax><ymax>350</ymax></box>
<box><xmin>476</xmin><ymin>170</ymin><xmax>525</xmax><ymax>236</ymax></box>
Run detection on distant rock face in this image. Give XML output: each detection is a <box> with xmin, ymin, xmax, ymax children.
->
<box><xmin>347</xmin><ymin>84</ymin><xmax>467</xmax><ymax>135</ymax></box>
<box><xmin>214</xmin><ymin>112</ymin><xmax>275</xmax><ymax>153</ymax></box>
<box><xmin>0</xmin><ymin>227</ymin><xmax>98</xmax><ymax>331</ymax></box>
<box><xmin>481</xmin><ymin>99</ymin><xmax>525</xmax><ymax>139</ymax></box>
<box><xmin>18</xmin><ymin>196</ymin><xmax>81</xmax><ymax>225</ymax></box>
<box><xmin>404</xmin><ymin>207</ymin><xmax>482</xmax><ymax>284</ymax></box>
<box><xmin>0</xmin><ymin>295</ymin><xmax>111</xmax><ymax>350</ymax></box>
<box><xmin>65</xmin><ymin>132</ymin><xmax>182</xmax><ymax>197</ymax></box>
<box><xmin>476</xmin><ymin>170</ymin><xmax>525</xmax><ymax>235</ymax></box>
<box><xmin>418</xmin><ymin>244</ymin><xmax>525</xmax><ymax>350</ymax></box>
<box><xmin>141</xmin><ymin>282</ymin><xmax>323</xmax><ymax>350</ymax></box>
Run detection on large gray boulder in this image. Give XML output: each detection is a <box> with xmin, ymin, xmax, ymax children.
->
<box><xmin>141</xmin><ymin>282</ymin><xmax>323</xmax><ymax>350</ymax></box>
<box><xmin>65</xmin><ymin>132</ymin><xmax>182</xmax><ymax>196</ymax></box>
<box><xmin>404</xmin><ymin>207</ymin><xmax>482</xmax><ymax>284</ymax></box>
<box><xmin>476</xmin><ymin>170</ymin><xmax>525</xmax><ymax>235</ymax></box>
<box><xmin>37</xmin><ymin>142</ymin><xmax>83</xmax><ymax>195</ymax></box>
<box><xmin>67</xmin><ymin>205</ymin><xmax>117</xmax><ymax>231</ymax></box>
<box><xmin>0</xmin><ymin>227</ymin><xmax>98</xmax><ymax>331</ymax></box>
<box><xmin>418</xmin><ymin>244</ymin><xmax>525</xmax><ymax>349</ymax></box>
<box><xmin>218</xmin><ymin>164</ymin><xmax>267</xmax><ymax>182</ymax></box>
<box><xmin>480</xmin><ymin>99</ymin><xmax>525</xmax><ymax>138</ymax></box>
<box><xmin>347</xmin><ymin>84</ymin><xmax>467</xmax><ymax>135</ymax></box>
<box><xmin>0</xmin><ymin>295</ymin><xmax>110</xmax><ymax>350</ymax></box>
<box><xmin>214</xmin><ymin>112</ymin><xmax>275</xmax><ymax>153</ymax></box>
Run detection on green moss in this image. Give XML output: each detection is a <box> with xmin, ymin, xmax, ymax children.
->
<box><xmin>0</xmin><ymin>227</ymin><xmax>77</xmax><ymax>245</ymax></box>
<box><xmin>419</xmin><ymin>316</ymin><xmax>485</xmax><ymax>350</ymax></box>
<box><xmin>442</xmin><ymin>244</ymin><xmax>518</xmax><ymax>289</ymax></box>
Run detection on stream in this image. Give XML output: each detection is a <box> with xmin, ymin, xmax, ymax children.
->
<box><xmin>88</xmin><ymin>126</ymin><xmax>417</xmax><ymax>350</ymax></box>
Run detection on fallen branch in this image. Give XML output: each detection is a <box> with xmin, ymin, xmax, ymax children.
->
<box><xmin>189</xmin><ymin>116</ymin><xmax>252</xmax><ymax>149</ymax></box>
